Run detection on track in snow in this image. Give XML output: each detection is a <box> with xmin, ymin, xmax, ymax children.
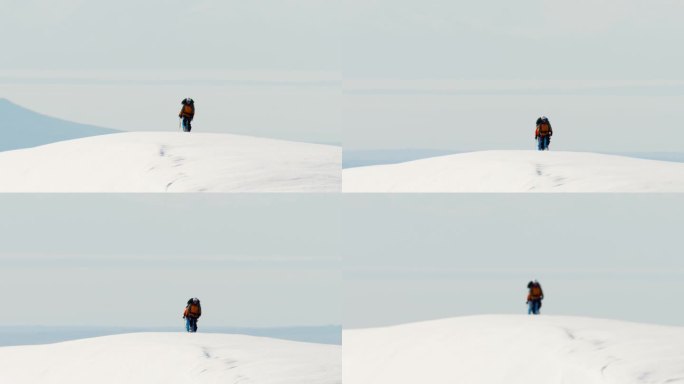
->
<box><xmin>344</xmin><ymin>315</ymin><xmax>684</xmax><ymax>384</ymax></box>
<box><xmin>0</xmin><ymin>132</ymin><xmax>340</xmax><ymax>192</ymax></box>
<box><xmin>343</xmin><ymin>150</ymin><xmax>684</xmax><ymax>192</ymax></box>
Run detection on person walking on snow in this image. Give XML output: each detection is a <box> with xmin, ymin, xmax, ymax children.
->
<box><xmin>183</xmin><ymin>297</ymin><xmax>202</xmax><ymax>332</ymax></box>
<box><xmin>534</xmin><ymin>116</ymin><xmax>553</xmax><ymax>151</ymax></box>
<box><xmin>179</xmin><ymin>98</ymin><xmax>195</xmax><ymax>132</ymax></box>
<box><xmin>526</xmin><ymin>280</ymin><xmax>544</xmax><ymax>315</ymax></box>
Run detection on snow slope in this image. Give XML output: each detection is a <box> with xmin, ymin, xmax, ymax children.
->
<box><xmin>0</xmin><ymin>332</ymin><xmax>340</xmax><ymax>384</ymax></box>
<box><xmin>343</xmin><ymin>150</ymin><xmax>684</xmax><ymax>192</ymax></box>
<box><xmin>344</xmin><ymin>315</ymin><xmax>684</xmax><ymax>384</ymax></box>
<box><xmin>0</xmin><ymin>132</ymin><xmax>340</xmax><ymax>192</ymax></box>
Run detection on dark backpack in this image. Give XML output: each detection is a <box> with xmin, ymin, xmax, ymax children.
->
<box><xmin>182</xmin><ymin>104</ymin><xmax>194</xmax><ymax>115</ymax></box>
<box><xmin>187</xmin><ymin>303</ymin><xmax>201</xmax><ymax>318</ymax></box>
<box><xmin>538</xmin><ymin>122</ymin><xmax>551</xmax><ymax>135</ymax></box>
<box><xmin>536</xmin><ymin>117</ymin><xmax>551</xmax><ymax>136</ymax></box>
<box><xmin>530</xmin><ymin>284</ymin><xmax>543</xmax><ymax>299</ymax></box>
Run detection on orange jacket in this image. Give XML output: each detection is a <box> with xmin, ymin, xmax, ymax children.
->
<box><xmin>529</xmin><ymin>285</ymin><xmax>544</xmax><ymax>300</ymax></box>
<box><xmin>535</xmin><ymin>122</ymin><xmax>552</xmax><ymax>138</ymax></box>
<box><xmin>179</xmin><ymin>104</ymin><xmax>195</xmax><ymax>119</ymax></box>
<box><xmin>184</xmin><ymin>303</ymin><xmax>201</xmax><ymax>319</ymax></box>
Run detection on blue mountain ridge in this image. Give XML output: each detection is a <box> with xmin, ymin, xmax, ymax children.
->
<box><xmin>0</xmin><ymin>98</ymin><xmax>120</xmax><ymax>152</ymax></box>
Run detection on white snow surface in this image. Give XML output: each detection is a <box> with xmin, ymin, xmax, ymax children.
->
<box><xmin>0</xmin><ymin>332</ymin><xmax>340</xmax><ymax>384</ymax></box>
<box><xmin>344</xmin><ymin>315</ymin><xmax>684</xmax><ymax>384</ymax></box>
<box><xmin>343</xmin><ymin>150</ymin><xmax>684</xmax><ymax>192</ymax></box>
<box><xmin>0</xmin><ymin>132</ymin><xmax>340</xmax><ymax>192</ymax></box>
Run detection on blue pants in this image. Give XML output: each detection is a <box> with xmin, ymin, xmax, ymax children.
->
<box><xmin>185</xmin><ymin>317</ymin><xmax>198</xmax><ymax>332</ymax></box>
<box><xmin>182</xmin><ymin>117</ymin><xmax>192</xmax><ymax>132</ymax></box>
<box><xmin>528</xmin><ymin>300</ymin><xmax>541</xmax><ymax>315</ymax></box>
<box><xmin>537</xmin><ymin>136</ymin><xmax>550</xmax><ymax>151</ymax></box>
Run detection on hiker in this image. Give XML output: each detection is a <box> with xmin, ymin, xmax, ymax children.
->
<box><xmin>178</xmin><ymin>98</ymin><xmax>195</xmax><ymax>132</ymax></box>
<box><xmin>526</xmin><ymin>280</ymin><xmax>544</xmax><ymax>315</ymax></box>
<box><xmin>183</xmin><ymin>297</ymin><xmax>202</xmax><ymax>332</ymax></box>
<box><xmin>534</xmin><ymin>116</ymin><xmax>553</xmax><ymax>151</ymax></box>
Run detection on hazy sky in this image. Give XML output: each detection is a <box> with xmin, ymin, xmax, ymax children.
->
<box><xmin>0</xmin><ymin>0</ymin><xmax>340</xmax><ymax>143</ymax></box>
<box><xmin>0</xmin><ymin>74</ymin><xmax>340</xmax><ymax>144</ymax></box>
<box><xmin>1</xmin><ymin>0</ymin><xmax>338</xmax><ymax>71</ymax></box>
<box><xmin>342</xmin><ymin>0</ymin><xmax>684</xmax><ymax>152</ymax></box>
<box><xmin>343</xmin><ymin>91</ymin><xmax>684</xmax><ymax>152</ymax></box>
<box><xmin>0</xmin><ymin>192</ymin><xmax>682</xmax><ymax>331</ymax></box>
<box><xmin>343</xmin><ymin>195</ymin><xmax>684</xmax><ymax>328</ymax></box>
<box><xmin>342</xmin><ymin>0</ymin><xmax>684</xmax><ymax>80</ymax></box>
<box><xmin>5</xmin><ymin>1</ymin><xmax>684</xmax><ymax>151</ymax></box>
<box><xmin>0</xmin><ymin>195</ymin><xmax>340</xmax><ymax>328</ymax></box>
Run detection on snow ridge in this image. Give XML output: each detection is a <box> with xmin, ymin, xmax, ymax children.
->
<box><xmin>343</xmin><ymin>150</ymin><xmax>684</xmax><ymax>192</ymax></box>
<box><xmin>0</xmin><ymin>332</ymin><xmax>341</xmax><ymax>384</ymax></box>
<box><xmin>0</xmin><ymin>132</ymin><xmax>341</xmax><ymax>192</ymax></box>
<box><xmin>343</xmin><ymin>315</ymin><xmax>684</xmax><ymax>384</ymax></box>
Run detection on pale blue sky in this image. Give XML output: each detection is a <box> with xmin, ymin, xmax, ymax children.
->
<box><xmin>0</xmin><ymin>195</ymin><xmax>340</xmax><ymax>327</ymax></box>
<box><xmin>342</xmin><ymin>0</ymin><xmax>684</xmax><ymax>152</ymax></box>
<box><xmin>5</xmin><ymin>1</ymin><xmax>684</xmax><ymax>150</ymax></box>
<box><xmin>342</xmin><ymin>0</ymin><xmax>684</xmax><ymax>80</ymax></box>
<box><xmin>343</xmin><ymin>195</ymin><xmax>684</xmax><ymax>328</ymax></box>
<box><xmin>1</xmin><ymin>0</ymin><xmax>338</xmax><ymax>71</ymax></box>
<box><xmin>0</xmin><ymin>0</ymin><xmax>340</xmax><ymax>142</ymax></box>
<box><xmin>0</xmin><ymin>76</ymin><xmax>340</xmax><ymax>143</ymax></box>
<box><xmin>0</xmin><ymin>189</ymin><xmax>682</xmax><ymax>331</ymax></box>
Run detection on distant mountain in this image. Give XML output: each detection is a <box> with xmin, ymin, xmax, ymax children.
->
<box><xmin>0</xmin><ymin>98</ymin><xmax>120</xmax><ymax>152</ymax></box>
<box><xmin>611</xmin><ymin>151</ymin><xmax>684</xmax><ymax>163</ymax></box>
<box><xmin>343</xmin><ymin>149</ymin><xmax>460</xmax><ymax>168</ymax></box>
<box><xmin>343</xmin><ymin>149</ymin><xmax>684</xmax><ymax>169</ymax></box>
<box><xmin>0</xmin><ymin>325</ymin><xmax>341</xmax><ymax>346</ymax></box>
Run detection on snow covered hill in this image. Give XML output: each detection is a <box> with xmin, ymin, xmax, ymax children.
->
<box><xmin>0</xmin><ymin>332</ymin><xmax>340</xmax><ymax>384</ymax></box>
<box><xmin>0</xmin><ymin>132</ymin><xmax>340</xmax><ymax>192</ymax></box>
<box><xmin>344</xmin><ymin>315</ymin><xmax>684</xmax><ymax>384</ymax></box>
<box><xmin>343</xmin><ymin>150</ymin><xmax>684</xmax><ymax>192</ymax></box>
